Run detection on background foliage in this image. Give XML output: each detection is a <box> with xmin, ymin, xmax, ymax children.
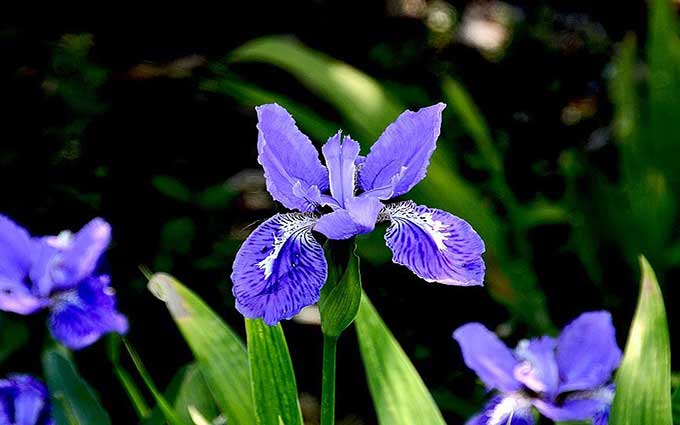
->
<box><xmin>1</xmin><ymin>1</ymin><xmax>678</xmax><ymax>423</ymax></box>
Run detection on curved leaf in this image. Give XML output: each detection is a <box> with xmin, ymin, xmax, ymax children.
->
<box><xmin>610</xmin><ymin>256</ymin><xmax>672</xmax><ymax>424</ymax></box>
<box><xmin>148</xmin><ymin>272</ymin><xmax>256</xmax><ymax>425</ymax></box>
<box><xmin>245</xmin><ymin>319</ymin><xmax>303</xmax><ymax>425</ymax></box>
<box><xmin>355</xmin><ymin>294</ymin><xmax>446</xmax><ymax>425</ymax></box>
<box><xmin>42</xmin><ymin>349</ymin><xmax>112</xmax><ymax>425</ymax></box>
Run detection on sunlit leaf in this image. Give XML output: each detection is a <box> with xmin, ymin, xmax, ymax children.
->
<box><xmin>355</xmin><ymin>294</ymin><xmax>446</xmax><ymax>425</ymax></box>
<box><xmin>42</xmin><ymin>349</ymin><xmax>112</xmax><ymax>425</ymax></box>
<box><xmin>148</xmin><ymin>273</ymin><xmax>256</xmax><ymax>425</ymax></box>
<box><xmin>245</xmin><ymin>319</ymin><xmax>303</xmax><ymax>425</ymax></box>
<box><xmin>200</xmin><ymin>73</ymin><xmax>338</xmax><ymax>142</ymax></box>
<box><xmin>229</xmin><ymin>36</ymin><xmax>403</xmax><ymax>141</ymax></box>
<box><xmin>610</xmin><ymin>256</ymin><xmax>672</xmax><ymax>425</ymax></box>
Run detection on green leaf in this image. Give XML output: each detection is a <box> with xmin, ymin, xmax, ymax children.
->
<box><xmin>0</xmin><ymin>314</ymin><xmax>28</xmax><ymax>364</ymax></box>
<box><xmin>441</xmin><ymin>77</ymin><xmax>500</xmax><ymax>174</ymax></box>
<box><xmin>319</xmin><ymin>241</ymin><xmax>363</xmax><ymax>337</ymax></box>
<box><xmin>672</xmin><ymin>385</ymin><xmax>680</xmax><ymax>423</ymax></box>
<box><xmin>169</xmin><ymin>364</ymin><xmax>220</xmax><ymax>425</ymax></box>
<box><xmin>42</xmin><ymin>348</ymin><xmax>112</xmax><ymax>425</ymax></box>
<box><xmin>140</xmin><ymin>364</ymin><xmax>219</xmax><ymax>425</ymax></box>
<box><xmin>229</xmin><ymin>35</ymin><xmax>403</xmax><ymax>142</ymax></box>
<box><xmin>245</xmin><ymin>319</ymin><xmax>303</xmax><ymax>425</ymax></box>
<box><xmin>148</xmin><ymin>272</ymin><xmax>256</xmax><ymax>425</ymax></box>
<box><xmin>194</xmin><ymin>184</ymin><xmax>237</xmax><ymax>210</ymax></box>
<box><xmin>610</xmin><ymin>256</ymin><xmax>672</xmax><ymax>425</ymax></box>
<box><xmin>355</xmin><ymin>294</ymin><xmax>446</xmax><ymax>425</ymax></box>
<box><xmin>152</xmin><ymin>175</ymin><xmax>192</xmax><ymax>203</ymax></box>
<box><xmin>107</xmin><ymin>335</ymin><xmax>151</xmax><ymax>419</ymax></box>
<box><xmin>647</xmin><ymin>0</ymin><xmax>680</xmax><ymax>184</ymax></box>
<box><xmin>200</xmin><ymin>73</ymin><xmax>338</xmax><ymax>142</ymax></box>
<box><xmin>123</xmin><ymin>339</ymin><xmax>187</xmax><ymax>425</ymax></box>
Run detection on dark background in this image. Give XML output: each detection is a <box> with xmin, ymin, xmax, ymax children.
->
<box><xmin>0</xmin><ymin>1</ymin><xmax>676</xmax><ymax>424</ymax></box>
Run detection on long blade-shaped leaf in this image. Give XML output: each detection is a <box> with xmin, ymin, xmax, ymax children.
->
<box><xmin>148</xmin><ymin>272</ymin><xmax>256</xmax><ymax>425</ymax></box>
<box><xmin>610</xmin><ymin>256</ymin><xmax>672</xmax><ymax>424</ymax></box>
<box><xmin>673</xmin><ymin>385</ymin><xmax>680</xmax><ymax>424</ymax></box>
<box><xmin>230</xmin><ymin>36</ymin><xmax>403</xmax><ymax>141</ymax></box>
<box><xmin>200</xmin><ymin>73</ymin><xmax>338</xmax><ymax>142</ymax></box>
<box><xmin>42</xmin><ymin>349</ymin><xmax>112</xmax><ymax>425</ymax></box>
<box><xmin>124</xmin><ymin>339</ymin><xmax>187</xmax><ymax>425</ymax></box>
<box><xmin>355</xmin><ymin>294</ymin><xmax>446</xmax><ymax>425</ymax></box>
<box><xmin>245</xmin><ymin>319</ymin><xmax>303</xmax><ymax>425</ymax></box>
<box><xmin>647</xmin><ymin>0</ymin><xmax>680</xmax><ymax>184</ymax></box>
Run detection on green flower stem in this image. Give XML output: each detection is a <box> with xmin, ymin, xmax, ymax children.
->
<box><xmin>321</xmin><ymin>334</ymin><xmax>339</xmax><ymax>425</ymax></box>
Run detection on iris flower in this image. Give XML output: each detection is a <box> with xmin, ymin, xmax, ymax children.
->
<box><xmin>0</xmin><ymin>374</ymin><xmax>53</xmax><ymax>425</ymax></box>
<box><xmin>454</xmin><ymin>311</ymin><xmax>622</xmax><ymax>425</ymax></box>
<box><xmin>231</xmin><ymin>103</ymin><xmax>485</xmax><ymax>325</ymax></box>
<box><xmin>0</xmin><ymin>216</ymin><xmax>128</xmax><ymax>349</ymax></box>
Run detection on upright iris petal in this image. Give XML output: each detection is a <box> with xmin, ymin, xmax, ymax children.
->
<box><xmin>555</xmin><ymin>311</ymin><xmax>622</xmax><ymax>393</ymax></box>
<box><xmin>0</xmin><ymin>216</ymin><xmax>45</xmax><ymax>315</ymax></box>
<box><xmin>513</xmin><ymin>337</ymin><xmax>559</xmax><ymax>399</ymax></box>
<box><xmin>256</xmin><ymin>104</ymin><xmax>329</xmax><ymax>212</ymax></box>
<box><xmin>359</xmin><ymin>103</ymin><xmax>446</xmax><ymax>198</ymax></box>
<box><xmin>0</xmin><ymin>374</ymin><xmax>53</xmax><ymax>425</ymax></box>
<box><xmin>231</xmin><ymin>213</ymin><xmax>327</xmax><ymax>325</ymax></box>
<box><xmin>453</xmin><ymin>323</ymin><xmax>522</xmax><ymax>392</ymax></box>
<box><xmin>383</xmin><ymin>201</ymin><xmax>485</xmax><ymax>286</ymax></box>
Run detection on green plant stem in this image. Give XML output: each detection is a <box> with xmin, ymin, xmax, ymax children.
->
<box><xmin>321</xmin><ymin>335</ymin><xmax>338</xmax><ymax>425</ymax></box>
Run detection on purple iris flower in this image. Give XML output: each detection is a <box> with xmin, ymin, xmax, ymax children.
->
<box><xmin>231</xmin><ymin>103</ymin><xmax>486</xmax><ymax>325</ymax></box>
<box><xmin>454</xmin><ymin>311</ymin><xmax>621</xmax><ymax>425</ymax></box>
<box><xmin>0</xmin><ymin>374</ymin><xmax>54</xmax><ymax>425</ymax></box>
<box><xmin>0</xmin><ymin>215</ymin><xmax>128</xmax><ymax>350</ymax></box>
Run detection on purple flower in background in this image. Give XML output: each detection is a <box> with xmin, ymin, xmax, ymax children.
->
<box><xmin>0</xmin><ymin>374</ymin><xmax>54</xmax><ymax>425</ymax></box>
<box><xmin>0</xmin><ymin>216</ymin><xmax>128</xmax><ymax>349</ymax></box>
<box><xmin>454</xmin><ymin>311</ymin><xmax>621</xmax><ymax>425</ymax></box>
<box><xmin>231</xmin><ymin>103</ymin><xmax>485</xmax><ymax>325</ymax></box>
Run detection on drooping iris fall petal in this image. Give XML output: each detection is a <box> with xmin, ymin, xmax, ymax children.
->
<box><xmin>48</xmin><ymin>275</ymin><xmax>129</xmax><ymax>350</ymax></box>
<box><xmin>231</xmin><ymin>213</ymin><xmax>327</xmax><ymax>325</ymax></box>
<box><xmin>383</xmin><ymin>201</ymin><xmax>485</xmax><ymax>286</ymax></box>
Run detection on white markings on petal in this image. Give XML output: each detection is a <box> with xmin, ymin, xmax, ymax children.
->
<box><xmin>381</xmin><ymin>201</ymin><xmax>485</xmax><ymax>286</ymax></box>
<box><xmin>257</xmin><ymin>214</ymin><xmax>318</xmax><ymax>280</ymax></box>
<box><xmin>231</xmin><ymin>212</ymin><xmax>327</xmax><ymax>325</ymax></box>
